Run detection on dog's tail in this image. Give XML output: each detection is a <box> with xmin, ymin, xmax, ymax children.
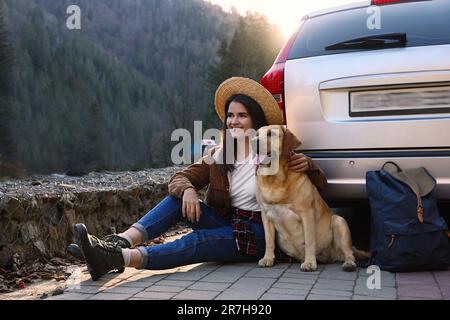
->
<box><xmin>352</xmin><ymin>246</ymin><xmax>372</xmax><ymax>260</ymax></box>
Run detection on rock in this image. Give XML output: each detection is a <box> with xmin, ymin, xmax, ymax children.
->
<box><xmin>0</xmin><ymin>166</ymin><xmax>181</xmax><ymax>269</ymax></box>
<box><xmin>4</xmin><ymin>196</ymin><xmax>24</xmax><ymax>218</ymax></box>
<box><xmin>33</xmin><ymin>240</ymin><xmax>47</xmax><ymax>256</ymax></box>
<box><xmin>64</xmin><ymin>209</ymin><xmax>76</xmax><ymax>232</ymax></box>
<box><xmin>20</xmin><ymin>222</ymin><xmax>40</xmax><ymax>244</ymax></box>
<box><xmin>59</xmin><ymin>184</ymin><xmax>76</xmax><ymax>190</ymax></box>
<box><xmin>51</xmin><ymin>286</ymin><xmax>65</xmax><ymax>296</ymax></box>
<box><xmin>50</xmin><ymin>257</ymin><xmax>66</xmax><ymax>265</ymax></box>
<box><xmin>48</xmin><ymin>225</ymin><xmax>58</xmax><ymax>241</ymax></box>
<box><xmin>0</xmin><ymin>247</ymin><xmax>12</xmax><ymax>268</ymax></box>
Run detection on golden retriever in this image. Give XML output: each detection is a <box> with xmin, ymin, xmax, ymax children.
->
<box><xmin>253</xmin><ymin>125</ymin><xmax>363</xmax><ymax>272</ymax></box>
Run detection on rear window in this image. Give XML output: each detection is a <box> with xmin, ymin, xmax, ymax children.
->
<box><xmin>288</xmin><ymin>0</ymin><xmax>450</xmax><ymax>59</ymax></box>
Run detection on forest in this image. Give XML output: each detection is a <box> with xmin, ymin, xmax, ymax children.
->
<box><xmin>0</xmin><ymin>0</ymin><xmax>284</xmax><ymax>178</ymax></box>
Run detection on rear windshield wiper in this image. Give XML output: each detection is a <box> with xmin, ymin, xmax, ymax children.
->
<box><xmin>325</xmin><ymin>33</ymin><xmax>407</xmax><ymax>50</ymax></box>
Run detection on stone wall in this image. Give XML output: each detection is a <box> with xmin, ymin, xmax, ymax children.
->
<box><xmin>0</xmin><ymin>168</ymin><xmax>181</xmax><ymax>268</ymax></box>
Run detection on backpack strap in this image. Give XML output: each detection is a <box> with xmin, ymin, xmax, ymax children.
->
<box><xmin>382</xmin><ymin>162</ymin><xmax>424</xmax><ymax>223</ymax></box>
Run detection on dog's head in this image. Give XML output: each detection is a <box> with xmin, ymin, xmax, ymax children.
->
<box><xmin>252</xmin><ymin>125</ymin><xmax>302</xmax><ymax>164</ymax></box>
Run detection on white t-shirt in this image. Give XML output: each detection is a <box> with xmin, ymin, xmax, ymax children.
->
<box><xmin>228</xmin><ymin>156</ymin><xmax>260</xmax><ymax>211</ymax></box>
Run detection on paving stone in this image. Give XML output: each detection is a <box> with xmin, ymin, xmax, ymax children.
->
<box><xmin>267</xmin><ymin>287</ymin><xmax>310</xmax><ymax>296</ymax></box>
<box><xmin>45</xmin><ymin>292</ymin><xmax>93</xmax><ymax>300</ymax></box>
<box><xmin>354</xmin><ymin>285</ymin><xmax>397</xmax><ymax>299</ymax></box>
<box><xmin>357</xmin><ymin>274</ymin><xmax>396</xmax><ymax>288</ymax></box>
<box><xmin>322</xmin><ymin>264</ymin><xmax>348</xmax><ymax>272</ymax></box>
<box><xmin>283</xmin><ymin>269</ymin><xmax>320</xmax><ymax>279</ymax></box>
<box><xmin>277</xmin><ymin>276</ymin><xmax>316</xmax><ymax>285</ymax></box>
<box><xmin>99</xmin><ymin>269</ymin><xmax>140</xmax><ymax>280</ymax></box>
<box><xmin>260</xmin><ymin>293</ymin><xmax>306</xmax><ymax>300</ymax></box>
<box><xmin>215</xmin><ymin>264</ymin><xmax>254</xmax><ymax>274</ymax></box>
<box><xmin>201</xmin><ymin>271</ymin><xmax>244</xmax><ymax>283</ymax></box>
<box><xmin>272</xmin><ymin>263</ymin><xmax>292</xmax><ymax>270</ymax></box>
<box><xmin>396</xmin><ymin>272</ymin><xmax>436</xmax><ymax>286</ymax></box>
<box><xmin>164</xmin><ymin>271</ymin><xmax>211</xmax><ymax>281</ymax></box>
<box><xmin>66</xmin><ymin>285</ymin><xmax>104</xmax><ymax>294</ymax></box>
<box><xmin>144</xmin><ymin>285</ymin><xmax>185</xmax><ymax>293</ymax></box>
<box><xmin>175</xmin><ymin>263</ymin><xmax>207</xmax><ymax>271</ymax></box>
<box><xmin>432</xmin><ymin>270</ymin><xmax>450</xmax><ymax>286</ymax></box>
<box><xmin>398</xmin><ymin>296</ymin><xmax>434</xmax><ymax>300</ymax></box>
<box><xmin>284</xmin><ymin>267</ymin><xmax>321</xmax><ymax>275</ymax></box>
<box><xmin>222</xmin><ymin>262</ymin><xmax>257</xmax><ymax>267</ymax></box>
<box><xmin>319</xmin><ymin>271</ymin><xmax>358</xmax><ymax>281</ymax></box>
<box><xmin>352</xmin><ymin>295</ymin><xmax>391</xmax><ymax>300</ymax></box>
<box><xmin>312</xmin><ymin>281</ymin><xmax>354</xmax><ymax>291</ymax></box>
<box><xmin>188</xmin><ymin>282</ymin><xmax>231</xmax><ymax>292</ymax></box>
<box><xmin>315</xmin><ymin>278</ymin><xmax>354</xmax><ymax>286</ymax></box>
<box><xmin>439</xmin><ymin>285</ymin><xmax>450</xmax><ymax>299</ymax></box>
<box><xmin>230</xmin><ymin>277</ymin><xmax>276</xmax><ymax>290</ymax></box>
<box><xmin>89</xmin><ymin>292</ymin><xmax>133</xmax><ymax>300</ymax></box>
<box><xmin>126</xmin><ymin>273</ymin><xmax>167</xmax><ymax>283</ymax></box>
<box><xmin>215</xmin><ymin>288</ymin><xmax>265</xmax><ymax>300</ymax></box>
<box><xmin>245</xmin><ymin>267</ymin><xmax>285</xmax><ymax>278</ymax></box>
<box><xmin>132</xmin><ymin>291</ymin><xmax>177</xmax><ymax>300</ymax></box>
<box><xmin>157</xmin><ymin>280</ymin><xmax>195</xmax><ymax>287</ymax></box>
<box><xmin>189</xmin><ymin>262</ymin><xmax>222</xmax><ymax>271</ymax></box>
<box><xmin>172</xmin><ymin>289</ymin><xmax>219</xmax><ymax>300</ymax></box>
<box><xmin>272</xmin><ymin>282</ymin><xmax>313</xmax><ymax>291</ymax></box>
<box><xmin>112</xmin><ymin>280</ymin><xmax>155</xmax><ymax>288</ymax></box>
<box><xmin>310</xmin><ymin>288</ymin><xmax>352</xmax><ymax>297</ymax></box>
<box><xmin>101</xmin><ymin>285</ymin><xmax>144</xmax><ymax>295</ymax></box>
<box><xmin>80</xmin><ymin>277</ymin><xmax>123</xmax><ymax>287</ymax></box>
<box><xmin>307</xmin><ymin>294</ymin><xmax>350</xmax><ymax>300</ymax></box>
<box><xmin>358</xmin><ymin>268</ymin><xmax>394</xmax><ymax>279</ymax></box>
<box><xmin>397</xmin><ymin>284</ymin><xmax>443</xmax><ymax>299</ymax></box>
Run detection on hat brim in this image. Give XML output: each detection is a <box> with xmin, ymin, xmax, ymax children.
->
<box><xmin>215</xmin><ymin>77</ymin><xmax>283</xmax><ymax>125</ymax></box>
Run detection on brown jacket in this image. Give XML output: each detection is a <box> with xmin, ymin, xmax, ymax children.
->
<box><xmin>168</xmin><ymin>147</ymin><xmax>327</xmax><ymax>219</ymax></box>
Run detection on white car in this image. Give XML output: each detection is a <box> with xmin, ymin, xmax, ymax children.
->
<box><xmin>261</xmin><ymin>0</ymin><xmax>450</xmax><ymax>204</ymax></box>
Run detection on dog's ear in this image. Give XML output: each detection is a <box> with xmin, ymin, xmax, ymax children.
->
<box><xmin>281</xmin><ymin>127</ymin><xmax>302</xmax><ymax>156</ymax></box>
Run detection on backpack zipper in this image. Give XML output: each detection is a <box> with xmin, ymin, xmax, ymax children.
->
<box><xmin>388</xmin><ymin>235</ymin><xmax>396</xmax><ymax>248</ymax></box>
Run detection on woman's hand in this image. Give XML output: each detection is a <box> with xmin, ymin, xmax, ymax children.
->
<box><xmin>182</xmin><ymin>188</ymin><xmax>201</xmax><ymax>223</ymax></box>
<box><xmin>287</xmin><ymin>152</ymin><xmax>310</xmax><ymax>173</ymax></box>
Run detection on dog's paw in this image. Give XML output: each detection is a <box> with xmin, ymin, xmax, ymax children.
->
<box><xmin>258</xmin><ymin>257</ymin><xmax>275</xmax><ymax>268</ymax></box>
<box><xmin>300</xmin><ymin>260</ymin><xmax>317</xmax><ymax>272</ymax></box>
<box><xmin>342</xmin><ymin>260</ymin><xmax>357</xmax><ymax>272</ymax></box>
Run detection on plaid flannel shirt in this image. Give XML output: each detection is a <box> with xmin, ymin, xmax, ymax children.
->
<box><xmin>231</xmin><ymin>208</ymin><xmax>263</xmax><ymax>256</ymax></box>
<box><xmin>231</xmin><ymin>208</ymin><xmax>298</xmax><ymax>262</ymax></box>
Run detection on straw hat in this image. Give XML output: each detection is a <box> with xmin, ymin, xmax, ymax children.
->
<box><xmin>215</xmin><ymin>77</ymin><xmax>283</xmax><ymax>125</ymax></box>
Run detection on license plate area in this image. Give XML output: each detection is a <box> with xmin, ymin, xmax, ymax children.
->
<box><xmin>350</xmin><ymin>84</ymin><xmax>450</xmax><ymax>117</ymax></box>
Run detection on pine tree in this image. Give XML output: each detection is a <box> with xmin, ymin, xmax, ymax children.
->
<box><xmin>0</xmin><ymin>7</ymin><xmax>16</xmax><ymax>177</ymax></box>
<box><xmin>205</xmin><ymin>14</ymin><xmax>283</xmax><ymax>128</ymax></box>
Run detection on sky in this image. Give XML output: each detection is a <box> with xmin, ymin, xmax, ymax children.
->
<box><xmin>205</xmin><ymin>0</ymin><xmax>363</xmax><ymax>38</ymax></box>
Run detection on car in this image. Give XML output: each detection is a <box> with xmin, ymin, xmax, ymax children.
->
<box><xmin>260</xmin><ymin>0</ymin><xmax>450</xmax><ymax>205</ymax></box>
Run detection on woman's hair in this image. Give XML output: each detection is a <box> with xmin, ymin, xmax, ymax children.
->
<box><xmin>219</xmin><ymin>94</ymin><xmax>268</xmax><ymax>176</ymax></box>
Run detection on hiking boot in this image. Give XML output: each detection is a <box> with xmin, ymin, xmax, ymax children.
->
<box><xmin>73</xmin><ymin>223</ymin><xmax>125</xmax><ymax>281</ymax></box>
<box><xmin>67</xmin><ymin>232</ymin><xmax>131</xmax><ymax>273</ymax></box>
<box><xmin>102</xmin><ymin>234</ymin><xmax>132</xmax><ymax>249</ymax></box>
<box><xmin>67</xmin><ymin>243</ymin><xmax>85</xmax><ymax>261</ymax></box>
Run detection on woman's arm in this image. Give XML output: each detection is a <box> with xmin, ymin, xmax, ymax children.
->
<box><xmin>168</xmin><ymin>157</ymin><xmax>211</xmax><ymax>223</ymax></box>
<box><xmin>168</xmin><ymin>159</ymin><xmax>210</xmax><ymax>199</ymax></box>
<box><xmin>287</xmin><ymin>152</ymin><xmax>327</xmax><ymax>191</ymax></box>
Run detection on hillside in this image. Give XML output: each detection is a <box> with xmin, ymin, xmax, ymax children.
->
<box><xmin>0</xmin><ymin>0</ymin><xmax>282</xmax><ymax>177</ymax></box>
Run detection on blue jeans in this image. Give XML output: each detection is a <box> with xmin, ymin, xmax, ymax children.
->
<box><xmin>131</xmin><ymin>196</ymin><xmax>265</xmax><ymax>270</ymax></box>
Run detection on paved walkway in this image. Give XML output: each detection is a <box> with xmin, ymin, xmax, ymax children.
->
<box><xmin>44</xmin><ymin>262</ymin><xmax>450</xmax><ymax>300</ymax></box>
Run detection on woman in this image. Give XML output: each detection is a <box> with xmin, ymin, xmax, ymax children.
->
<box><xmin>71</xmin><ymin>77</ymin><xmax>327</xmax><ymax>281</ymax></box>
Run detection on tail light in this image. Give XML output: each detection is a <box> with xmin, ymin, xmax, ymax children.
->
<box><xmin>371</xmin><ymin>0</ymin><xmax>430</xmax><ymax>5</ymax></box>
<box><xmin>260</xmin><ymin>27</ymin><xmax>299</xmax><ymax>124</ymax></box>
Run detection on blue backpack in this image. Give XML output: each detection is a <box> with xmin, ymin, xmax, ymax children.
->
<box><xmin>366</xmin><ymin>162</ymin><xmax>450</xmax><ymax>272</ymax></box>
